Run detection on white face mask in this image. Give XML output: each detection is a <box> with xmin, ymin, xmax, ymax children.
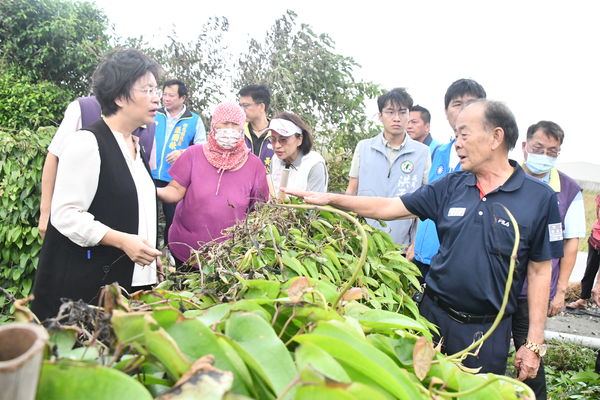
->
<box><xmin>525</xmin><ymin>152</ymin><xmax>557</xmax><ymax>175</ymax></box>
<box><xmin>214</xmin><ymin>128</ymin><xmax>242</xmax><ymax>149</ymax></box>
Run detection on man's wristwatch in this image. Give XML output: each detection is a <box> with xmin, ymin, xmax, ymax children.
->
<box><xmin>524</xmin><ymin>340</ymin><xmax>547</xmax><ymax>357</ymax></box>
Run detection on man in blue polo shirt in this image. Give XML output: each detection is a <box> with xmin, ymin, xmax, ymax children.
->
<box><xmin>152</xmin><ymin>79</ymin><xmax>206</xmax><ymax>249</ymax></box>
<box><xmin>285</xmin><ymin>99</ymin><xmax>562</xmax><ymax>380</ymax></box>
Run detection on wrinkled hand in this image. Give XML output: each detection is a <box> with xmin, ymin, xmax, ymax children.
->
<box><xmin>592</xmin><ymin>285</ymin><xmax>600</xmax><ymax>307</ymax></box>
<box><xmin>166</xmin><ymin>149</ymin><xmax>183</xmax><ymax>164</ymax></box>
<box><xmin>514</xmin><ymin>345</ymin><xmax>541</xmax><ymax>381</ymax></box>
<box><xmin>283</xmin><ymin>188</ymin><xmax>331</xmax><ymax>206</ymax></box>
<box><xmin>38</xmin><ymin>212</ymin><xmax>49</xmax><ymax>238</ymax></box>
<box><xmin>548</xmin><ymin>292</ymin><xmax>565</xmax><ymax>317</ymax></box>
<box><xmin>121</xmin><ymin>235</ymin><xmax>162</xmax><ymax>266</ymax></box>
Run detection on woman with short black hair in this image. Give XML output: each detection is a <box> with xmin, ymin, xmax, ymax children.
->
<box><xmin>31</xmin><ymin>49</ymin><xmax>163</xmax><ymax>320</ymax></box>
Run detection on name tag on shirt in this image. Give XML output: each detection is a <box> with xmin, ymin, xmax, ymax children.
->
<box><xmin>548</xmin><ymin>223</ymin><xmax>563</xmax><ymax>242</ymax></box>
<box><xmin>448</xmin><ymin>207</ymin><xmax>466</xmax><ymax>217</ymax></box>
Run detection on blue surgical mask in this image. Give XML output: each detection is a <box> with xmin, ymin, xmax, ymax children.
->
<box><xmin>525</xmin><ymin>152</ymin><xmax>556</xmax><ymax>175</ymax></box>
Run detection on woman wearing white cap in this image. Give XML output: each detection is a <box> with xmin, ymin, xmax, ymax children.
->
<box><xmin>267</xmin><ymin>112</ymin><xmax>328</xmax><ymax>197</ymax></box>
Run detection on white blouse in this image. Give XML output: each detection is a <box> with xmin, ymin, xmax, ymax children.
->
<box><xmin>50</xmin><ymin>128</ymin><xmax>158</xmax><ymax>286</ymax></box>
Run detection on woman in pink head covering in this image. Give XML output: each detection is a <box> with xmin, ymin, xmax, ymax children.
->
<box><xmin>157</xmin><ymin>102</ymin><xmax>269</xmax><ymax>265</ymax></box>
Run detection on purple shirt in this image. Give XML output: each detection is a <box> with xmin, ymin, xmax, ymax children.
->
<box><xmin>168</xmin><ymin>145</ymin><xmax>269</xmax><ymax>263</ymax></box>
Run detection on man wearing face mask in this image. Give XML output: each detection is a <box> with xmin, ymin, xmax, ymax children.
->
<box><xmin>512</xmin><ymin>120</ymin><xmax>586</xmax><ymax>399</ymax></box>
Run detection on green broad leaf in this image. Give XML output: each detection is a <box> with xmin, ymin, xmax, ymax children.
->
<box><xmin>455</xmin><ymin>372</ymin><xmax>506</xmax><ymax>400</ymax></box>
<box><xmin>367</xmin><ymin>335</ymin><xmax>415</xmax><ymax>368</ymax></box>
<box><xmin>296</xmin><ymin>381</ymin><xmax>392</xmax><ymax>400</ymax></box>
<box><xmin>295</xmin><ymin>343</ymin><xmax>350</xmax><ymax>383</ymax></box>
<box><xmin>193</xmin><ymin>303</ymin><xmax>234</xmax><ymax>327</ymax></box>
<box><xmin>37</xmin><ymin>361</ymin><xmax>152</xmax><ymax>400</ymax></box>
<box><xmin>21</xmin><ymin>278</ymin><xmax>32</xmax><ymax>296</ymax></box>
<box><xmin>404</xmin><ymin>273</ymin><xmax>422</xmax><ymax>291</ymax></box>
<box><xmin>293</xmin><ymin>321</ymin><xmax>422</xmax><ymax>399</ymax></box>
<box><xmin>230</xmin><ymin>299</ymin><xmax>273</xmax><ymax>321</ymax></box>
<box><xmin>376</xmin><ymin>268</ymin><xmax>402</xmax><ymax>286</ymax></box>
<box><xmin>281</xmin><ymin>251</ymin><xmax>309</xmax><ymax>276</ymax></box>
<box><xmin>12</xmin><ymin>267</ymin><xmax>22</xmax><ymax>281</ymax></box>
<box><xmin>344</xmin><ymin>303</ymin><xmax>431</xmax><ymax>336</ymax></box>
<box><xmin>239</xmin><ymin>279</ymin><xmax>281</xmax><ymax>299</ymax></box>
<box><xmin>61</xmin><ymin>346</ymin><xmax>100</xmax><ymax>361</ymax></box>
<box><xmin>49</xmin><ymin>329</ymin><xmax>77</xmax><ymax>355</ymax></box>
<box><xmin>139</xmin><ymin>374</ymin><xmax>172</xmax><ymax>387</ymax></box>
<box><xmin>216</xmin><ymin>337</ymin><xmax>257</xmax><ymax>398</ymax></box>
<box><xmin>299</xmin><ymin>257</ymin><xmax>319</xmax><ymax>279</ymax></box>
<box><xmin>143</xmin><ymin>314</ymin><xmax>192</xmax><ymax>380</ymax></box>
<box><xmin>151</xmin><ymin>308</ymin><xmax>250</xmax><ymax>396</ymax></box>
<box><xmin>426</xmin><ymin>358</ymin><xmax>462</xmax><ymax>391</ymax></box>
<box><xmin>320</xmin><ymin>258</ymin><xmax>342</xmax><ymax>282</ymax></box>
<box><xmin>112</xmin><ymin>311</ymin><xmax>147</xmax><ymax>347</ymax></box>
<box><xmin>293</xmin><ymin>306</ymin><xmax>344</xmax><ymax>323</ymax></box>
<box><xmin>225</xmin><ymin>312</ymin><xmax>297</xmax><ymax>399</ymax></box>
<box><xmin>322</xmin><ymin>246</ymin><xmax>343</xmax><ymax>270</ymax></box>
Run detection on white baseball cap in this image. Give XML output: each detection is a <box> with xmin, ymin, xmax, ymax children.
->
<box><xmin>267</xmin><ymin>118</ymin><xmax>302</xmax><ymax>136</ymax></box>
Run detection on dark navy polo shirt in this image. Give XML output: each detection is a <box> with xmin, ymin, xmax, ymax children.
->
<box><xmin>401</xmin><ymin>160</ymin><xmax>563</xmax><ymax>315</ymax></box>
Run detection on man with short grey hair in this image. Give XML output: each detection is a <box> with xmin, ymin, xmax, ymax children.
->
<box><xmin>287</xmin><ymin>99</ymin><xmax>562</xmax><ymax>379</ymax></box>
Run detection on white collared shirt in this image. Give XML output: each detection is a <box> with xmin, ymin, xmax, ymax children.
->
<box><xmin>50</xmin><ymin>128</ymin><xmax>158</xmax><ymax>286</ymax></box>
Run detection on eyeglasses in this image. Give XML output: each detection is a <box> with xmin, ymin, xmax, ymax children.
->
<box><xmin>239</xmin><ymin>102</ymin><xmax>260</xmax><ymax>109</ymax></box>
<box><xmin>528</xmin><ymin>144</ymin><xmax>560</xmax><ymax>158</ymax></box>
<box><xmin>268</xmin><ymin>134</ymin><xmax>301</xmax><ymax>145</ymax></box>
<box><xmin>133</xmin><ymin>87</ymin><xmax>162</xmax><ymax>98</ymax></box>
<box><xmin>381</xmin><ymin>108</ymin><xmax>409</xmax><ymax>117</ymax></box>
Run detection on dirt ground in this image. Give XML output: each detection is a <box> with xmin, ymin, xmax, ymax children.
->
<box><xmin>547</xmin><ymin>310</ymin><xmax>600</xmax><ymax>338</ymax></box>
<box><xmin>546</xmin><ymin>306</ymin><xmax>600</xmax><ymax>339</ymax></box>
<box><xmin>544</xmin><ymin>255</ymin><xmax>600</xmax><ymax>339</ymax></box>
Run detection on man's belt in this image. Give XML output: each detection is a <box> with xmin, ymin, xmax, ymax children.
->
<box><xmin>424</xmin><ymin>287</ymin><xmax>509</xmax><ymax>324</ymax></box>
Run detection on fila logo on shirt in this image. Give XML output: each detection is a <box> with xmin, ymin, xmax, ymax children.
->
<box><xmin>497</xmin><ymin>218</ymin><xmax>510</xmax><ymax>228</ymax></box>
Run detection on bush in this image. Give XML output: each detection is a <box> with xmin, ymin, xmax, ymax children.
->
<box><xmin>0</xmin><ymin>126</ymin><xmax>55</xmax><ymax>321</ymax></box>
<box><xmin>544</xmin><ymin>340</ymin><xmax>600</xmax><ymax>399</ymax></box>
<box><xmin>0</xmin><ymin>0</ymin><xmax>110</xmax><ymax>94</ymax></box>
<box><xmin>0</xmin><ymin>70</ymin><xmax>72</xmax><ymax>131</ymax></box>
<box><xmin>545</xmin><ymin>339</ymin><xmax>598</xmax><ymax>371</ymax></box>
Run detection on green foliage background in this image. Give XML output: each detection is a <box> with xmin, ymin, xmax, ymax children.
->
<box><xmin>0</xmin><ymin>0</ymin><xmax>110</xmax><ymax>94</ymax></box>
<box><xmin>0</xmin><ymin>0</ymin><xmax>382</xmax><ymax>317</ymax></box>
<box><xmin>0</xmin><ymin>70</ymin><xmax>72</xmax><ymax>131</ymax></box>
<box><xmin>0</xmin><ymin>127</ymin><xmax>54</xmax><ymax>319</ymax></box>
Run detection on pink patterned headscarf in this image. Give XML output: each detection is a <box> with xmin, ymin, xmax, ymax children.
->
<box><xmin>203</xmin><ymin>102</ymin><xmax>249</xmax><ymax>172</ymax></box>
<box><xmin>202</xmin><ymin>102</ymin><xmax>249</xmax><ymax>195</ymax></box>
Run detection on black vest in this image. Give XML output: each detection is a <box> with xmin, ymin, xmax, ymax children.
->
<box><xmin>31</xmin><ymin>119</ymin><xmax>142</xmax><ymax>320</ymax></box>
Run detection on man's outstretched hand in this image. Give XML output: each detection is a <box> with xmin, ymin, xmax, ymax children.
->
<box><xmin>283</xmin><ymin>188</ymin><xmax>333</xmax><ymax>206</ymax></box>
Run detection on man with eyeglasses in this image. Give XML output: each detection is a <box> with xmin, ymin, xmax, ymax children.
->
<box><xmin>152</xmin><ymin>79</ymin><xmax>206</xmax><ymax>251</ymax></box>
<box><xmin>238</xmin><ymin>84</ymin><xmax>274</xmax><ymax>170</ymax></box>
<box><xmin>511</xmin><ymin>120</ymin><xmax>586</xmax><ymax>400</ymax></box>
<box><xmin>346</xmin><ymin>88</ymin><xmax>430</xmax><ymax>252</ymax></box>
<box><xmin>38</xmin><ymin>96</ymin><xmax>156</xmax><ymax>238</ymax></box>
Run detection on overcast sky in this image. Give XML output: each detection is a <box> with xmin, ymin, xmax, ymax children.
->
<box><xmin>93</xmin><ymin>0</ymin><xmax>599</xmax><ymax>165</ymax></box>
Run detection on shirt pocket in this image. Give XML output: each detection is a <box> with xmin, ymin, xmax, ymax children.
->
<box><xmin>487</xmin><ymin>220</ymin><xmax>529</xmax><ymax>258</ymax></box>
